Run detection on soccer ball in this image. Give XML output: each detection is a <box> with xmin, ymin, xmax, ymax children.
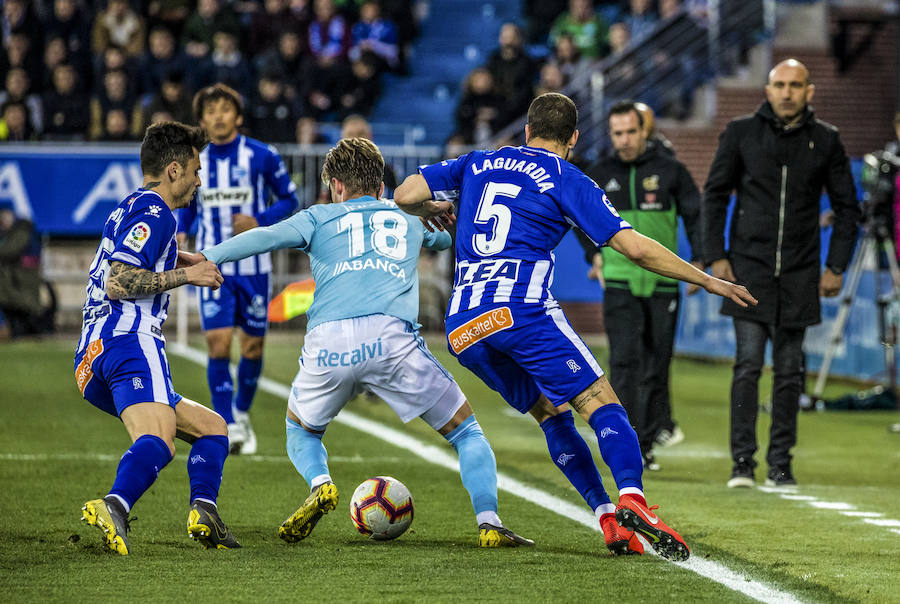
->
<box><xmin>349</xmin><ymin>476</ymin><xmax>414</xmax><ymax>540</ymax></box>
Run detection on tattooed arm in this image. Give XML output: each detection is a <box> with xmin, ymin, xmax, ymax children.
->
<box><xmin>106</xmin><ymin>260</ymin><xmax>223</xmax><ymax>299</ymax></box>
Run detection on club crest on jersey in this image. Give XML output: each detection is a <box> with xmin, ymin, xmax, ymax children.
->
<box><xmin>124</xmin><ymin>222</ymin><xmax>151</xmax><ymax>252</ymax></box>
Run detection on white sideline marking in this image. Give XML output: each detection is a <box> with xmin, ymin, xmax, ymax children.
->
<box><xmin>863</xmin><ymin>519</ymin><xmax>900</xmax><ymax>528</ymax></box>
<box><xmin>808</xmin><ymin>502</ymin><xmax>855</xmax><ymax>511</ymax></box>
<box><xmin>779</xmin><ymin>495</ymin><xmax>817</xmax><ymax>501</ymax></box>
<box><xmin>840</xmin><ymin>511</ymin><xmax>883</xmax><ymax>518</ymax></box>
<box><xmin>166</xmin><ymin>343</ymin><xmax>803</xmax><ymax>604</ymax></box>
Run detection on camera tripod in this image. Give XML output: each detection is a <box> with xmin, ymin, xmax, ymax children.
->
<box><xmin>812</xmin><ymin>221</ymin><xmax>900</xmax><ymax>403</ymax></box>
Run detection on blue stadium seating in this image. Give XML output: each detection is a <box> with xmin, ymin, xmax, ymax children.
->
<box><xmin>371</xmin><ymin>1</ymin><xmax>523</xmax><ymax>146</ymax></box>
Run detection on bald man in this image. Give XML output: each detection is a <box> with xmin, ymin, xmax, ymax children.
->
<box><xmin>703</xmin><ymin>59</ymin><xmax>861</xmax><ymax>488</ymax></box>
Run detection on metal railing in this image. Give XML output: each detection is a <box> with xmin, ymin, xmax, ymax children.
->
<box><xmin>491</xmin><ymin>0</ymin><xmax>776</xmax><ymax>162</ymax></box>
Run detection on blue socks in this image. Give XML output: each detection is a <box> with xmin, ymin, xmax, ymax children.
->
<box><xmin>235</xmin><ymin>357</ymin><xmax>262</xmax><ymax>413</ymax></box>
<box><xmin>286</xmin><ymin>417</ymin><xmax>330</xmax><ymax>487</ymax></box>
<box><xmin>207</xmin><ymin>358</ymin><xmax>234</xmax><ymax>423</ymax></box>
<box><xmin>588</xmin><ymin>404</ymin><xmax>643</xmax><ymax>491</ymax></box>
<box><xmin>109</xmin><ymin>434</ymin><xmax>173</xmax><ymax>512</ymax></box>
<box><xmin>540</xmin><ymin>410</ymin><xmax>612</xmax><ymax>510</ymax></box>
<box><xmin>444</xmin><ymin>416</ymin><xmax>498</xmax><ymax>515</ymax></box>
<box><xmin>187</xmin><ymin>435</ymin><xmax>228</xmax><ymax>505</ymax></box>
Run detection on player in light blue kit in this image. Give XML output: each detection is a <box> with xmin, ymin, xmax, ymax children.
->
<box><xmin>194</xmin><ymin>138</ymin><xmax>532</xmax><ymax>547</ymax></box>
<box><xmin>75</xmin><ymin>122</ymin><xmax>240</xmax><ymax>554</ymax></box>
<box><xmin>395</xmin><ymin>93</ymin><xmax>757</xmax><ymax>560</ymax></box>
<box><xmin>177</xmin><ymin>83</ymin><xmax>300</xmax><ymax>455</ymax></box>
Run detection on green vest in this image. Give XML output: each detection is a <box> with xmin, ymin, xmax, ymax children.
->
<box><xmin>602</xmin><ymin>165</ymin><xmax>680</xmax><ymax>298</ymax></box>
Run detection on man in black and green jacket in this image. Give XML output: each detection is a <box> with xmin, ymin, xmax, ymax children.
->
<box><xmin>579</xmin><ymin>101</ymin><xmax>703</xmax><ymax>470</ymax></box>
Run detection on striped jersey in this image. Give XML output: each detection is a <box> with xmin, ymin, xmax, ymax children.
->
<box><xmin>177</xmin><ymin>134</ymin><xmax>299</xmax><ymax>277</ymax></box>
<box><xmin>201</xmin><ymin>196</ymin><xmax>451</xmax><ymax>331</ymax></box>
<box><xmin>77</xmin><ymin>189</ymin><xmax>177</xmax><ymax>353</ymax></box>
<box><xmin>418</xmin><ymin>145</ymin><xmax>631</xmax><ymax>316</ymax></box>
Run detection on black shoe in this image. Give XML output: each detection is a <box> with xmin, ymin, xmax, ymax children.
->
<box><xmin>765</xmin><ymin>466</ymin><xmax>796</xmax><ymax>487</ymax></box>
<box><xmin>187</xmin><ymin>500</ymin><xmax>242</xmax><ymax>549</ymax></box>
<box><xmin>642</xmin><ymin>451</ymin><xmax>660</xmax><ymax>472</ymax></box>
<box><xmin>727</xmin><ymin>461</ymin><xmax>755</xmax><ymax>488</ymax></box>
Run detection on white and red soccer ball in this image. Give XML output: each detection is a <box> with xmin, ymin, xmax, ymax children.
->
<box><xmin>349</xmin><ymin>476</ymin><xmax>414</xmax><ymax>540</ymax></box>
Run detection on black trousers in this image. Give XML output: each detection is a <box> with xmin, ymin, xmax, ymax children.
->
<box><xmin>603</xmin><ymin>288</ymin><xmax>679</xmax><ymax>455</ymax></box>
<box><xmin>730</xmin><ymin>318</ymin><xmax>806</xmax><ymax>469</ymax></box>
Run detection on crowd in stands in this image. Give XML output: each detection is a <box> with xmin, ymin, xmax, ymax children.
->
<box><xmin>452</xmin><ymin>0</ymin><xmax>721</xmax><ymax>147</ymax></box>
<box><xmin>0</xmin><ymin>0</ymin><xmax>414</xmax><ymax>141</ymax></box>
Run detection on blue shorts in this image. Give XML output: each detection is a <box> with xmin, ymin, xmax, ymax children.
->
<box><xmin>198</xmin><ymin>273</ymin><xmax>270</xmax><ymax>336</ymax></box>
<box><xmin>445</xmin><ymin>302</ymin><xmax>604</xmax><ymax>413</ymax></box>
<box><xmin>74</xmin><ymin>334</ymin><xmax>182</xmax><ymax>417</ymax></box>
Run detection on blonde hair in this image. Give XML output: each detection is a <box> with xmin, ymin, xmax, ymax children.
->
<box><xmin>321</xmin><ymin>137</ymin><xmax>385</xmax><ymax>197</ymax></box>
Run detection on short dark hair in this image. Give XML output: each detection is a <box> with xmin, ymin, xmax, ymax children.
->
<box><xmin>192</xmin><ymin>83</ymin><xmax>243</xmax><ymax>122</ymax></box>
<box><xmin>608</xmin><ymin>100</ymin><xmax>644</xmax><ymax>128</ymax></box>
<box><xmin>526</xmin><ymin>92</ymin><xmax>577</xmax><ymax>145</ymax></box>
<box><xmin>140</xmin><ymin>121</ymin><xmax>209</xmax><ymax>176</ymax></box>
<box><xmin>321</xmin><ymin>137</ymin><xmax>384</xmax><ymax>197</ymax></box>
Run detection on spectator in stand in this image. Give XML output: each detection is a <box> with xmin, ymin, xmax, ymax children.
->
<box><xmin>91</xmin><ymin>0</ymin><xmax>145</xmax><ymax>59</ymax></box>
<box><xmin>0</xmin><ymin>100</ymin><xmax>35</xmax><ymax>141</ymax></box>
<box><xmin>247</xmin><ymin>71</ymin><xmax>297</xmax><ymax>143</ymax></box>
<box><xmin>2</xmin><ymin>0</ymin><xmax>42</xmax><ymax>46</ymax></box>
<box><xmin>454</xmin><ymin>67</ymin><xmax>504</xmax><ymax>146</ymax></box>
<box><xmin>338</xmin><ymin>54</ymin><xmax>381</xmax><ymax>117</ymax></box>
<box><xmin>101</xmin><ymin>108</ymin><xmax>136</xmax><ymax>141</ymax></box>
<box><xmin>620</xmin><ymin>0</ymin><xmax>658</xmax><ymax>44</ymax></box>
<box><xmin>89</xmin><ymin>68</ymin><xmax>140</xmax><ymax>140</ymax></box>
<box><xmin>183</xmin><ymin>0</ymin><xmax>241</xmax><ymax>60</ymax></box>
<box><xmin>535</xmin><ymin>62</ymin><xmax>566</xmax><ymax>97</ymax></box>
<box><xmin>93</xmin><ymin>45</ymin><xmax>138</xmax><ymax>97</ymax></box>
<box><xmin>191</xmin><ymin>29</ymin><xmax>255</xmax><ymax>100</ymax></box>
<box><xmin>295</xmin><ymin>115</ymin><xmax>325</xmax><ymax>146</ymax></box>
<box><xmin>484</xmin><ymin>23</ymin><xmax>535</xmax><ymax>127</ymax></box>
<box><xmin>2</xmin><ymin>33</ymin><xmax>42</xmax><ymax>84</ymax></box>
<box><xmin>340</xmin><ymin>114</ymin><xmax>398</xmax><ymax>191</ymax></box>
<box><xmin>41</xmin><ymin>36</ymin><xmax>69</xmax><ymax>93</ymax></box>
<box><xmin>146</xmin><ymin>0</ymin><xmax>192</xmax><ymax>38</ymax></box>
<box><xmin>43</xmin><ymin>0</ymin><xmax>92</xmax><ymax>85</ymax></box>
<box><xmin>549</xmin><ymin>0</ymin><xmax>609</xmax><ymax>60</ymax></box>
<box><xmin>349</xmin><ymin>0</ymin><xmax>399</xmax><ymax>73</ymax></box>
<box><xmin>308</xmin><ymin>0</ymin><xmax>351</xmax><ymax>61</ymax></box>
<box><xmin>255</xmin><ymin>31</ymin><xmax>306</xmax><ymax>101</ymax></box>
<box><xmin>139</xmin><ymin>26</ymin><xmax>187</xmax><ymax>101</ymax></box>
<box><xmin>143</xmin><ymin>71</ymin><xmax>193</xmax><ymax>127</ymax></box>
<box><xmin>608</xmin><ymin>21</ymin><xmax>631</xmax><ymax>57</ymax></box>
<box><xmin>550</xmin><ymin>33</ymin><xmax>592</xmax><ymax>87</ymax></box>
<box><xmin>0</xmin><ymin>68</ymin><xmax>42</xmax><ymax>135</ymax></box>
<box><xmin>41</xmin><ymin>62</ymin><xmax>89</xmax><ymax>140</ymax></box>
<box><xmin>248</xmin><ymin>0</ymin><xmax>307</xmax><ymax>56</ymax></box>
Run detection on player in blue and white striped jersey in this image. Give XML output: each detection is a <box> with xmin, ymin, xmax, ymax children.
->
<box><xmin>190</xmin><ymin>138</ymin><xmax>532</xmax><ymax>548</ymax></box>
<box><xmin>177</xmin><ymin>84</ymin><xmax>300</xmax><ymax>455</ymax></box>
<box><xmin>396</xmin><ymin>93</ymin><xmax>757</xmax><ymax>560</ymax></box>
<box><xmin>75</xmin><ymin>122</ymin><xmax>240</xmax><ymax>554</ymax></box>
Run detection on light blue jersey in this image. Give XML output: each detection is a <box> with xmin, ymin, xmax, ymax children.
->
<box><xmin>200</xmin><ymin>196</ymin><xmax>451</xmax><ymax>330</ymax></box>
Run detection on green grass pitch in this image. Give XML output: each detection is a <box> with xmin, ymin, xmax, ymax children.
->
<box><xmin>0</xmin><ymin>334</ymin><xmax>897</xmax><ymax>603</ymax></box>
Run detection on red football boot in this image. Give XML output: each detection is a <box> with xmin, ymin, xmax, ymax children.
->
<box><xmin>615</xmin><ymin>494</ymin><xmax>690</xmax><ymax>561</ymax></box>
<box><xmin>600</xmin><ymin>513</ymin><xmax>644</xmax><ymax>556</ymax></box>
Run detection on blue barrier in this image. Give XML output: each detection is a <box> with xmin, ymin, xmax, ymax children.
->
<box><xmin>0</xmin><ymin>144</ymin><xmax>142</xmax><ymax>236</ymax></box>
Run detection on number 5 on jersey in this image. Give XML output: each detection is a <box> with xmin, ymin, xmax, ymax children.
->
<box><xmin>473</xmin><ymin>182</ymin><xmax>521</xmax><ymax>256</ymax></box>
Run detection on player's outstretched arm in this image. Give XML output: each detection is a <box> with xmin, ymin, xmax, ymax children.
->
<box><xmin>394</xmin><ymin>174</ymin><xmax>455</xmax><ymax>231</ymax></box>
<box><xmin>608</xmin><ymin>229</ymin><xmax>758</xmax><ymax>308</ymax></box>
<box><xmin>200</xmin><ymin>219</ymin><xmax>309</xmax><ymax>265</ymax></box>
<box><xmin>106</xmin><ymin>260</ymin><xmax>223</xmax><ymax>300</ymax></box>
